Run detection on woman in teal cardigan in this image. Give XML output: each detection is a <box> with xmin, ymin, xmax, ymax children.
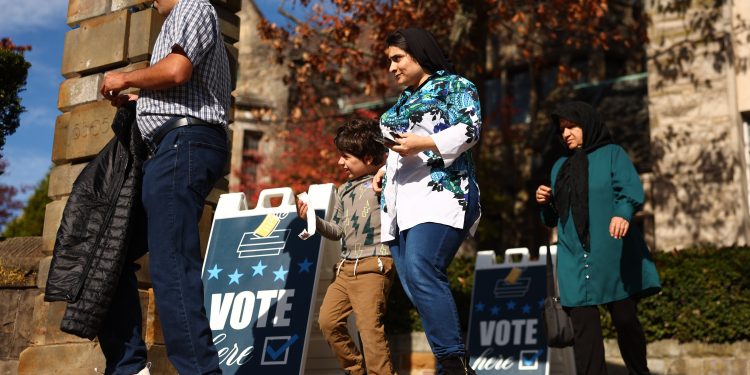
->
<box><xmin>536</xmin><ymin>101</ymin><xmax>661</xmax><ymax>375</ymax></box>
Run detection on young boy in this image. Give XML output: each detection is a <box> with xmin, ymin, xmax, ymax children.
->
<box><xmin>296</xmin><ymin>119</ymin><xmax>395</xmax><ymax>375</ymax></box>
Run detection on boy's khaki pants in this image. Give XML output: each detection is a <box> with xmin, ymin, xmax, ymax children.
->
<box><xmin>318</xmin><ymin>256</ymin><xmax>395</xmax><ymax>375</ymax></box>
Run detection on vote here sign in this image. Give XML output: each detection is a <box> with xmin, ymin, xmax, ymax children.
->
<box><xmin>202</xmin><ymin>187</ymin><xmax>334</xmax><ymax>375</ymax></box>
<box><xmin>467</xmin><ymin>248</ymin><xmax>550</xmax><ymax>375</ymax></box>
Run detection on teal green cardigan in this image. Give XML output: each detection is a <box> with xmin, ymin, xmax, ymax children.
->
<box><xmin>541</xmin><ymin>144</ymin><xmax>661</xmax><ymax>307</ymax></box>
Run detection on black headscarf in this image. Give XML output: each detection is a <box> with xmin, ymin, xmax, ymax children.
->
<box><xmin>551</xmin><ymin>101</ymin><xmax>613</xmax><ymax>250</ymax></box>
<box><xmin>396</xmin><ymin>28</ymin><xmax>456</xmax><ymax>74</ymax></box>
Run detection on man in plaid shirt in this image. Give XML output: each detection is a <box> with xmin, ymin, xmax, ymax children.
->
<box><xmin>100</xmin><ymin>0</ymin><xmax>230</xmax><ymax>373</ymax></box>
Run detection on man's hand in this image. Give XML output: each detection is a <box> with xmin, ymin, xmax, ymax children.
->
<box><xmin>99</xmin><ymin>49</ymin><xmax>193</xmax><ymax>98</ymax></box>
<box><xmin>101</xmin><ymin>71</ymin><xmax>130</xmax><ymax>100</ymax></box>
<box><xmin>609</xmin><ymin>216</ymin><xmax>629</xmax><ymax>239</ymax></box>
<box><xmin>109</xmin><ymin>93</ymin><xmax>139</xmax><ymax>107</ymax></box>
<box><xmin>373</xmin><ymin>168</ymin><xmax>385</xmax><ymax>193</ymax></box>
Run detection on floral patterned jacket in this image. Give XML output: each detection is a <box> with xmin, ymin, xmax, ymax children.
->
<box><xmin>379</xmin><ymin>70</ymin><xmax>481</xmax><ymax>241</ymax></box>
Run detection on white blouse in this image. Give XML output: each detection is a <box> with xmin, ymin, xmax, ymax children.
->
<box><xmin>379</xmin><ymin>71</ymin><xmax>482</xmax><ymax>241</ymax></box>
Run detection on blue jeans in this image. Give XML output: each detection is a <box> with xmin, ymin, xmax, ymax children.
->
<box><xmin>389</xmin><ymin>181</ymin><xmax>479</xmax><ymax>368</ymax></box>
<box><xmin>99</xmin><ymin>125</ymin><xmax>227</xmax><ymax>375</ymax></box>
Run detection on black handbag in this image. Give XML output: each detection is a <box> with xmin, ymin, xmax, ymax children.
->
<box><xmin>542</xmin><ymin>246</ymin><xmax>575</xmax><ymax>347</ymax></box>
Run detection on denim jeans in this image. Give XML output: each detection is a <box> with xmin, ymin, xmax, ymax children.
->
<box><xmin>98</xmin><ymin>125</ymin><xmax>227</xmax><ymax>375</ymax></box>
<box><xmin>389</xmin><ymin>181</ymin><xmax>479</xmax><ymax>370</ymax></box>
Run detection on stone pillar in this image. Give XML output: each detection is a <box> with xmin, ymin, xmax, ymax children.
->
<box><xmin>646</xmin><ymin>2</ymin><xmax>750</xmax><ymax>250</ymax></box>
<box><xmin>19</xmin><ymin>1</ymin><xmax>241</xmax><ymax>373</ymax></box>
<box><xmin>230</xmin><ymin>0</ymin><xmax>289</xmax><ymax>197</ymax></box>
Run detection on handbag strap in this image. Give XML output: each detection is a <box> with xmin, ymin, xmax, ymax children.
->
<box><xmin>545</xmin><ymin>244</ymin><xmax>559</xmax><ymax>298</ymax></box>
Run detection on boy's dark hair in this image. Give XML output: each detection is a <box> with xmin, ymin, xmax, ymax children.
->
<box><xmin>334</xmin><ymin>119</ymin><xmax>386</xmax><ymax>165</ymax></box>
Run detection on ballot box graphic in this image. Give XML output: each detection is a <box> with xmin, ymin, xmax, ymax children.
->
<box><xmin>201</xmin><ymin>186</ymin><xmax>338</xmax><ymax>375</ymax></box>
<box><xmin>467</xmin><ymin>247</ymin><xmax>557</xmax><ymax>375</ymax></box>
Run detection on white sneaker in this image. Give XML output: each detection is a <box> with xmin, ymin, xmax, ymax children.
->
<box><xmin>134</xmin><ymin>363</ymin><xmax>151</xmax><ymax>375</ymax></box>
<box><xmin>94</xmin><ymin>362</ymin><xmax>151</xmax><ymax>375</ymax></box>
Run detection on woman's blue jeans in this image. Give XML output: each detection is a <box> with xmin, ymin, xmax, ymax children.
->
<box><xmin>389</xmin><ymin>181</ymin><xmax>479</xmax><ymax>366</ymax></box>
<box><xmin>98</xmin><ymin>125</ymin><xmax>226</xmax><ymax>375</ymax></box>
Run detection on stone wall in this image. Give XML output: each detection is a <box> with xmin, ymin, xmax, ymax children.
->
<box><xmin>393</xmin><ymin>334</ymin><xmax>750</xmax><ymax>375</ymax></box>
<box><xmin>229</xmin><ymin>0</ymin><xmax>290</xmax><ymax>193</ymax></box>
<box><xmin>605</xmin><ymin>339</ymin><xmax>750</xmax><ymax>375</ymax></box>
<box><xmin>0</xmin><ymin>288</ymin><xmax>36</xmax><ymax>374</ymax></box>
<box><xmin>646</xmin><ymin>2</ymin><xmax>750</xmax><ymax>250</ymax></box>
<box><xmin>18</xmin><ymin>0</ymin><xmax>241</xmax><ymax>374</ymax></box>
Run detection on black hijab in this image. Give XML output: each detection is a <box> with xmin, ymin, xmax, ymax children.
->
<box><xmin>551</xmin><ymin>101</ymin><xmax>613</xmax><ymax>250</ymax></box>
<box><xmin>395</xmin><ymin>28</ymin><xmax>456</xmax><ymax>75</ymax></box>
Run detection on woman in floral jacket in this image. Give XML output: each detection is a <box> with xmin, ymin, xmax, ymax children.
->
<box><xmin>373</xmin><ymin>28</ymin><xmax>481</xmax><ymax>375</ymax></box>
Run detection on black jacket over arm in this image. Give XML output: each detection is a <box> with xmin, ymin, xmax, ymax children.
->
<box><xmin>44</xmin><ymin>103</ymin><xmax>148</xmax><ymax>339</ymax></box>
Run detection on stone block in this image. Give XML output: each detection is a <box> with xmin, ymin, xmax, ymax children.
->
<box><xmin>36</xmin><ymin>256</ymin><xmax>53</xmax><ymax>291</ymax></box>
<box><xmin>29</xmin><ymin>293</ymin><xmax>88</xmax><ymax>346</ymax></box>
<box><xmin>42</xmin><ymin>198</ymin><xmax>68</xmax><ymax>253</ymax></box>
<box><xmin>398</xmin><ymin>352</ymin><xmax>435</xmax><ymax>372</ymax></box>
<box><xmin>52</xmin><ymin>113</ymin><xmax>71</xmax><ymax>164</ymax></box>
<box><xmin>146</xmin><ymin>344</ymin><xmax>178</xmax><ymax>374</ymax></box>
<box><xmin>135</xmin><ymin>255</ymin><xmax>152</xmax><ymax>288</ymax></box>
<box><xmin>67</xmin><ymin>0</ymin><xmax>110</xmax><ymax>26</ymax></box>
<box><xmin>112</xmin><ymin>0</ymin><xmax>153</xmax><ymax>12</ymax></box>
<box><xmin>684</xmin><ymin>358</ymin><xmax>705</xmax><ymax>375</ymax></box>
<box><xmin>0</xmin><ymin>291</ymin><xmax>17</xmax><ymax>358</ymax></box>
<box><xmin>667</xmin><ymin>358</ymin><xmax>686</xmax><ymax>375</ymax></box>
<box><xmin>17</xmin><ymin>342</ymin><xmax>105</xmax><ymax>375</ymax></box>
<box><xmin>647</xmin><ymin>339</ymin><xmax>681</xmax><ymax>358</ymax></box>
<box><xmin>9</xmin><ymin>290</ymin><xmax>37</xmax><ymax>358</ymax></box>
<box><xmin>128</xmin><ymin>8</ymin><xmax>165</xmax><ymax>63</ymax></box>
<box><xmin>682</xmin><ymin>341</ymin><xmax>736</xmax><ymax>357</ymax></box>
<box><xmin>703</xmin><ymin>357</ymin><xmax>743</xmax><ymax>375</ymax></box>
<box><xmin>58</xmin><ymin>74</ymin><xmax>103</xmax><ymax>111</ymax></box>
<box><xmin>0</xmin><ymin>360</ymin><xmax>18</xmax><ymax>374</ymax></box>
<box><xmin>67</xmin><ymin>101</ymin><xmax>118</xmax><ymax>161</ymax></box>
<box><xmin>735</xmin><ymin>342</ymin><xmax>750</xmax><ymax>358</ymax></box>
<box><xmin>210</xmin><ymin>0</ymin><xmax>242</xmax><ymax>13</ymax></box>
<box><xmin>226</xmin><ymin>42</ymin><xmax>239</xmax><ymax>89</ymax></box>
<box><xmin>217</xmin><ymin>6</ymin><xmax>240</xmax><ymax>44</ymax></box>
<box><xmin>145</xmin><ymin>288</ymin><xmax>165</xmax><ymax>345</ymax></box>
<box><xmin>603</xmin><ymin>339</ymin><xmax>622</xmax><ymax>359</ymax></box>
<box><xmin>115</xmin><ymin>60</ymin><xmax>150</xmax><ymax>73</ymax></box>
<box><xmin>61</xmin><ymin>11</ymin><xmax>130</xmax><ymax>77</ymax></box>
<box><xmin>648</xmin><ymin>359</ymin><xmax>667</xmax><ymax>375</ymax></box>
<box><xmin>48</xmin><ymin>162</ymin><xmax>87</xmax><ymax>199</ymax></box>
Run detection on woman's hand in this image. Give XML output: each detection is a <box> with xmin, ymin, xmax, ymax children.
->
<box><xmin>388</xmin><ymin>133</ymin><xmax>436</xmax><ymax>157</ymax></box>
<box><xmin>535</xmin><ymin>185</ymin><xmax>552</xmax><ymax>205</ymax></box>
<box><xmin>373</xmin><ymin>168</ymin><xmax>385</xmax><ymax>193</ymax></box>
<box><xmin>296</xmin><ymin>199</ymin><xmax>308</xmax><ymax>221</ymax></box>
<box><xmin>609</xmin><ymin>216</ymin><xmax>629</xmax><ymax>239</ymax></box>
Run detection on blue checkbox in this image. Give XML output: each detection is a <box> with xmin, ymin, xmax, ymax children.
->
<box><xmin>262</xmin><ymin>334</ymin><xmax>299</xmax><ymax>364</ymax></box>
<box><xmin>519</xmin><ymin>349</ymin><xmax>544</xmax><ymax>369</ymax></box>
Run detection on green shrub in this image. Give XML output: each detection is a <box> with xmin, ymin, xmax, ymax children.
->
<box><xmin>386</xmin><ymin>246</ymin><xmax>750</xmax><ymax>344</ymax></box>
<box><xmin>601</xmin><ymin>245</ymin><xmax>750</xmax><ymax>343</ymax></box>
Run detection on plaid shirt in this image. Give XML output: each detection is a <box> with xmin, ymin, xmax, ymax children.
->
<box><xmin>136</xmin><ymin>0</ymin><xmax>231</xmax><ymax>140</ymax></box>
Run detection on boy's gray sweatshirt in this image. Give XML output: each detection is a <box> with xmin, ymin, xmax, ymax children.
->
<box><xmin>316</xmin><ymin>174</ymin><xmax>391</xmax><ymax>260</ymax></box>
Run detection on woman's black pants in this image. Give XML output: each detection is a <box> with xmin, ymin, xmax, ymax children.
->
<box><xmin>567</xmin><ymin>297</ymin><xmax>650</xmax><ymax>375</ymax></box>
